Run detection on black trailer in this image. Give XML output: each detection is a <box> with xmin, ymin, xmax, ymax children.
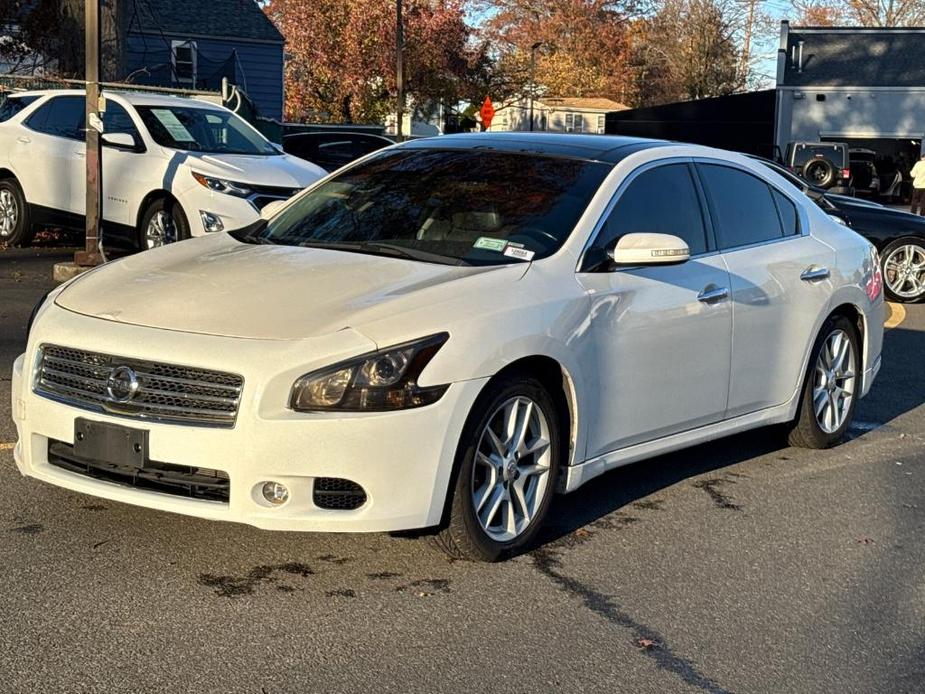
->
<box><xmin>605</xmin><ymin>90</ymin><xmax>778</xmax><ymax>160</ymax></box>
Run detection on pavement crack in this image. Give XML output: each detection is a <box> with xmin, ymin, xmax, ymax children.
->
<box><xmin>531</xmin><ymin>549</ymin><xmax>733</xmax><ymax>694</ymax></box>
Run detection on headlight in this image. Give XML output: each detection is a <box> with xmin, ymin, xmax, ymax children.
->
<box><xmin>290</xmin><ymin>333</ymin><xmax>449</xmax><ymax>412</ymax></box>
<box><xmin>26</xmin><ymin>290</ymin><xmax>51</xmax><ymax>341</ymax></box>
<box><xmin>191</xmin><ymin>171</ymin><xmax>252</xmax><ymax>197</ymax></box>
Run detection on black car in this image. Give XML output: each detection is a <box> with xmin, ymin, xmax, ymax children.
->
<box><xmin>754</xmin><ymin>156</ymin><xmax>925</xmax><ymax>303</ymax></box>
<box><xmin>282</xmin><ymin>132</ymin><xmax>393</xmax><ymax>172</ymax></box>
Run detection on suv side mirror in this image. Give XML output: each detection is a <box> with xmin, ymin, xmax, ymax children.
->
<box><xmin>260</xmin><ymin>199</ymin><xmax>287</xmax><ymax>220</ymax></box>
<box><xmin>610</xmin><ymin>233</ymin><xmax>690</xmax><ymax>266</ymax></box>
<box><xmin>102</xmin><ymin>132</ymin><xmax>138</xmax><ymax>150</ymax></box>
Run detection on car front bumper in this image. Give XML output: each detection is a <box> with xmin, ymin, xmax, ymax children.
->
<box><xmin>11</xmin><ymin>309</ymin><xmax>487</xmax><ymax>533</ymax></box>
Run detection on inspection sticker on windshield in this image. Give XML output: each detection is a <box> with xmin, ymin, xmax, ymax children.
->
<box><xmin>150</xmin><ymin>109</ymin><xmax>194</xmax><ymax>141</ymax></box>
<box><xmin>503</xmin><ymin>246</ymin><xmax>535</xmax><ymax>261</ymax></box>
<box><xmin>474</xmin><ymin>237</ymin><xmax>507</xmax><ymax>252</ymax></box>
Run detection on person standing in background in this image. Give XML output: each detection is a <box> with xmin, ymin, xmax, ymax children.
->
<box><xmin>912</xmin><ymin>153</ymin><xmax>925</xmax><ymax>216</ymax></box>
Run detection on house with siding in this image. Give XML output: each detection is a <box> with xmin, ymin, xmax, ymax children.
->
<box><xmin>488</xmin><ymin>97</ymin><xmax>628</xmax><ymax>134</ymax></box>
<box><xmin>126</xmin><ymin>0</ymin><xmax>285</xmax><ymax>121</ymax></box>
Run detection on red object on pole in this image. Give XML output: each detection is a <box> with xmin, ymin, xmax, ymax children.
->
<box><xmin>479</xmin><ymin>97</ymin><xmax>495</xmax><ymax>130</ymax></box>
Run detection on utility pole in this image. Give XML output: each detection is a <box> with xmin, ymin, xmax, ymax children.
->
<box><xmin>75</xmin><ymin>0</ymin><xmax>104</xmax><ymax>267</ymax></box>
<box><xmin>395</xmin><ymin>0</ymin><xmax>404</xmax><ymax>143</ymax></box>
<box><xmin>528</xmin><ymin>42</ymin><xmax>541</xmax><ymax>132</ymax></box>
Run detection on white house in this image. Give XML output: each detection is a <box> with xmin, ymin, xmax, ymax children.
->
<box><xmin>488</xmin><ymin>96</ymin><xmax>628</xmax><ymax>134</ymax></box>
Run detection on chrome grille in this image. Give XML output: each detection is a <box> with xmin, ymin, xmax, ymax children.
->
<box><xmin>35</xmin><ymin>345</ymin><xmax>243</xmax><ymax>427</ymax></box>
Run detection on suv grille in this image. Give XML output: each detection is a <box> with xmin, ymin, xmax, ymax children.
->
<box><xmin>35</xmin><ymin>345</ymin><xmax>243</xmax><ymax>428</ymax></box>
<box><xmin>48</xmin><ymin>440</ymin><xmax>230</xmax><ymax>502</ymax></box>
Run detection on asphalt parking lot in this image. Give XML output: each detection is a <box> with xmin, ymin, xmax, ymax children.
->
<box><xmin>2</xmin><ymin>247</ymin><xmax>924</xmax><ymax>694</ymax></box>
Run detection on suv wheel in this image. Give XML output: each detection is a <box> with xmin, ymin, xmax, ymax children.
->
<box><xmin>433</xmin><ymin>375</ymin><xmax>561</xmax><ymax>561</ymax></box>
<box><xmin>0</xmin><ymin>178</ymin><xmax>32</xmax><ymax>247</ymax></box>
<box><xmin>803</xmin><ymin>159</ymin><xmax>836</xmax><ymax>188</ymax></box>
<box><xmin>138</xmin><ymin>198</ymin><xmax>190</xmax><ymax>249</ymax></box>
<box><xmin>881</xmin><ymin>238</ymin><xmax>925</xmax><ymax>303</ymax></box>
<box><xmin>788</xmin><ymin>315</ymin><xmax>860</xmax><ymax>449</ymax></box>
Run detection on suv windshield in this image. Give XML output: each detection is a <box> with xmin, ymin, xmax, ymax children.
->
<box><xmin>0</xmin><ymin>94</ymin><xmax>38</xmax><ymax>122</ymax></box>
<box><xmin>232</xmin><ymin>148</ymin><xmax>610</xmax><ymax>266</ymax></box>
<box><xmin>135</xmin><ymin>105</ymin><xmax>279</xmax><ymax>155</ymax></box>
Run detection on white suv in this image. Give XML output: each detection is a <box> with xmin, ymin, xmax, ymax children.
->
<box><xmin>0</xmin><ymin>90</ymin><xmax>326</xmax><ymax>248</ymax></box>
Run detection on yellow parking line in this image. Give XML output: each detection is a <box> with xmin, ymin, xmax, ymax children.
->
<box><xmin>885</xmin><ymin>302</ymin><xmax>906</xmax><ymax>330</ymax></box>
<box><xmin>0</xmin><ymin>442</ymin><xmax>14</xmax><ymax>451</ymax></box>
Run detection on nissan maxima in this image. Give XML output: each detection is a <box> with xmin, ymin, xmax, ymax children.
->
<box><xmin>11</xmin><ymin>134</ymin><xmax>884</xmax><ymax>561</ymax></box>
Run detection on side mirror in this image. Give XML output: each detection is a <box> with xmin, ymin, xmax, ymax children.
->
<box><xmin>102</xmin><ymin>132</ymin><xmax>137</xmax><ymax>150</ymax></box>
<box><xmin>610</xmin><ymin>232</ymin><xmax>690</xmax><ymax>266</ymax></box>
<box><xmin>260</xmin><ymin>199</ymin><xmax>287</xmax><ymax>220</ymax></box>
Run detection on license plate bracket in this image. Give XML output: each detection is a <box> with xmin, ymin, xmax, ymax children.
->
<box><xmin>73</xmin><ymin>418</ymin><xmax>148</xmax><ymax>468</ymax></box>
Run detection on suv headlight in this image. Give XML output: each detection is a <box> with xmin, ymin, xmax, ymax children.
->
<box><xmin>192</xmin><ymin>171</ymin><xmax>252</xmax><ymax>198</ymax></box>
<box><xmin>290</xmin><ymin>333</ymin><xmax>450</xmax><ymax>412</ymax></box>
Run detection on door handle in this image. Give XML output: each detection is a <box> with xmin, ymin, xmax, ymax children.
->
<box><xmin>697</xmin><ymin>285</ymin><xmax>729</xmax><ymax>303</ymax></box>
<box><xmin>801</xmin><ymin>266</ymin><xmax>830</xmax><ymax>282</ymax></box>
<box><xmin>16</xmin><ymin>136</ymin><xmax>30</xmax><ymax>144</ymax></box>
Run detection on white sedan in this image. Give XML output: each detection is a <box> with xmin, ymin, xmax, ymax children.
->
<box><xmin>11</xmin><ymin>134</ymin><xmax>884</xmax><ymax>561</ymax></box>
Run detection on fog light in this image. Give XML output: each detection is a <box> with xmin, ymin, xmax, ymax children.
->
<box><xmin>261</xmin><ymin>481</ymin><xmax>289</xmax><ymax>506</ymax></box>
<box><xmin>200</xmin><ymin>211</ymin><xmax>225</xmax><ymax>233</ymax></box>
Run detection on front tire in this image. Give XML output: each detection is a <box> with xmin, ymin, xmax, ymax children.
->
<box><xmin>788</xmin><ymin>315</ymin><xmax>861</xmax><ymax>449</ymax></box>
<box><xmin>0</xmin><ymin>177</ymin><xmax>32</xmax><ymax>247</ymax></box>
<box><xmin>881</xmin><ymin>238</ymin><xmax>925</xmax><ymax>303</ymax></box>
<box><xmin>137</xmin><ymin>197</ymin><xmax>190</xmax><ymax>250</ymax></box>
<box><xmin>434</xmin><ymin>375</ymin><xmax>561</xmax><ymax>562</ymax></box>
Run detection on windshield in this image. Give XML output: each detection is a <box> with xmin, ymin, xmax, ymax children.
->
<box><xmin>0</xmin><ymin>95</ymin><xmax>38</xmax><ymax>123</ymax></box>
<box><xmin>135</xmin><ymin>105</ymin><xmax>279</xmax><ymax>155</ymax></box>
<box><xmin>232</xmin><ymin>148</ymin><xmax>610</xmax><ymax>266</ymax></box>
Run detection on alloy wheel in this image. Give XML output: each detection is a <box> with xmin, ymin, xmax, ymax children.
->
<box><xmin>0</xmin><ymin>189</ymin><xmax>18</xmax><ymax>238</ymax></box>
<box><xmin>813</xmin><ymin>329</ymin><xmax>856</xmax><ymax>434</ymax></box>
<box><xmin>883</xmin><ymin>244</ymin><xmax>925</xmax><ymax>300</ymax></box>
<box><xmin>471</xmin><ymin>396</ymin><xmax>552</xmax><ymax>542</ymax></box>
<box><xmin>145</xmin><ymin>210</ymin><xmax>176</xmax><ymax>248</ymax></box>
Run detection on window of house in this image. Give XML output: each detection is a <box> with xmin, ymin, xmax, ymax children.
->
<box><xmin>597</xmin><ymin>114</ymin><xmax>605</xmax><ymax>134</ymax></box>
<box><xmin>573</xmin><ymin>113</ymin><xmax>584</xmax><ymax>133</ymax></box>
<box><xmin>564</xmin><ymin>112</ymin><xmax>573</xmax><ymax>132</ymax></box>
<box><xmin>171</xmin><ymin>40</ymin><xmax>197</xmax><ymax>86</ymax></box>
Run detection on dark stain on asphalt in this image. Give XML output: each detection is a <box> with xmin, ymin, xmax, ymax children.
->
<box><xmin>395</xmin><ymin>578</ymin><xmax>452</xmax><ymax>595</ymax></box>
<box><xmin>198</xmin><ymin>562</ymin><xmax>315</xmax><ymax>598</ymax></box>
<box><xmin>82</xmin><ymin>504</ymin><xmax>107</xmax><ymax>511</ymax></box>
<box><xmin>367</xmin><ymin>571</ymin><xmax>403</xmax><ymax>580</ymax></box>
<box><xmin>10</xmin><ymin>523</ymin><xmax>43</xmax><ymax>535</ymax></box>
<box><xmin>92</xmin><ymin>539</ymin><xmax>110</xmax><ymax>549</ymax></box>
<box><xmin>632</xmin><ymin>499</ymin><xmax>665</xmax><ymax>511</ymax></box>
<box><xmin>693</xmin><ymin>476</ymin><xmax>742</xmax><ymax>511</ymax></box>
<box><xmin>326</xmin><ymin>589</ymin><xmax>357</xmax><ymax>598</ymax></box>
<box><xmin>317</xmin><ymin>554</ymin><xmax>352</xmax><ymax>565</ymax></box>
<box><xmin>530</xmin><ymin>548</ymin><xmax>732</xmax><ymax>694</ymax></box>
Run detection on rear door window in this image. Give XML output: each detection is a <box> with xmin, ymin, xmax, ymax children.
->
<box><xmin>26</xmin><ymin>96</ymin><xmax>85</xmax><ymax>140</ymax></box>
<box><xmin>0</xmin><ymin>95</ymin><xmax>39</xmax><ymax>122</ymax></box>
<box><xmin>697</xmin><ymin>164</ymin><xmax>784</xmax><ymax>249</ymax></box>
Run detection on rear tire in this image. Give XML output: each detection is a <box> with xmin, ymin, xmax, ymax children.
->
<box><xmin>788</xmin><ymin>315</ymin><xmax>861</xmax><ymax>449</ymax></box>
<box><xmin>434</xmin><ymin>374</ymin><xmax>561</xmax><ymax>562</ymax></box>
<box><xmin>881</xmin><ymin>238</ymin><xmax>925</xmax><ymax>303</ymax></box>
<box><xmin>137</xmin><ymin>197</ymin><xmax>190</xmax><ymax>250</ymax></box>
<box><xmin>0</xmin><ymin>177</ymin><xmax>32</xmax><ymax>247</ymax></box>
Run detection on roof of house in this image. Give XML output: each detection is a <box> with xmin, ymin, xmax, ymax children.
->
<box><xmin>539</xmin><ymin>97</ymin><xmax>629</xmax><ymax>111</ymax></box>
<box><xmin>782</xmin><ymin>26</ymin><xmax>925</xmax><ymax>87</ymax></box>
<box><xmin>130</xmin><ymin>0</ymin><xmax>284</xmax><ymax>43</ymax></box>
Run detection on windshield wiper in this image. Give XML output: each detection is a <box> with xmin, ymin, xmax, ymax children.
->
<box><xmin>298</xmin><ymin>240</ymin><xmax>468</xmax><ymax>265</ymax></box>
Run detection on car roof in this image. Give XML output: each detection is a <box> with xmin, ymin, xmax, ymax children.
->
<box><xmin>4</xmin><ymin>88</ymin><xmax>222</xmax><ymax>110</ymax></box>
<box><xmin>397</xmin><ymin>133</ymin><xmax>672</xmax><ymax>164</ymax></box>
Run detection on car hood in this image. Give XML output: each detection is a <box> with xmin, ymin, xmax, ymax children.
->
<box><xmin>178</xmin><ymin>151</ymin><xmax>326</xmax><ymax>187</ymax></box>
<box><xmin>55</xmin><ymin>234</ymin><xmax>523</xmax><ymax>340</ymax></box>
